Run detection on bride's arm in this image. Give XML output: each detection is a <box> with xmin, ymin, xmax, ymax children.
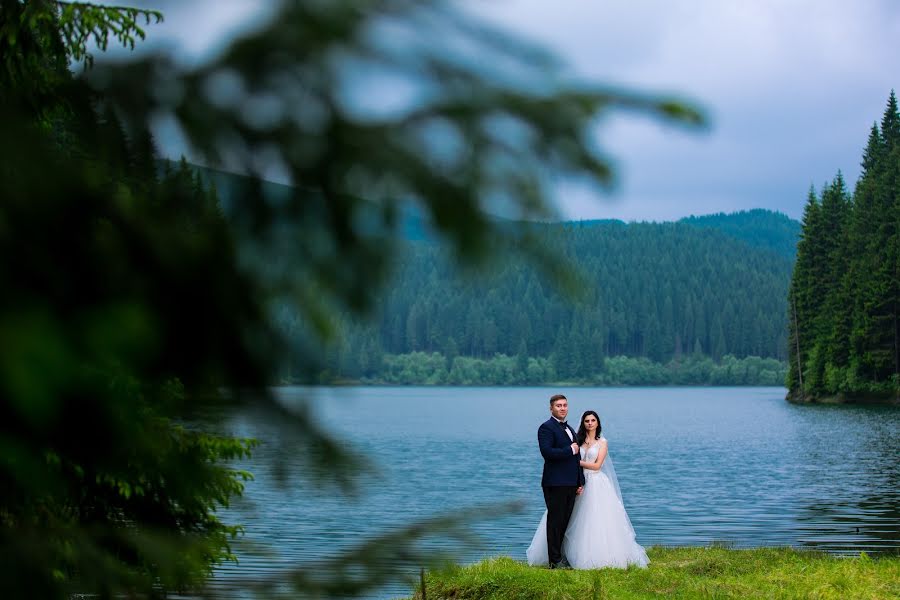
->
<box><xmin>579</xmin><ymin>439</ymin><xmax>608</xmax><ymax>471</ymax></box>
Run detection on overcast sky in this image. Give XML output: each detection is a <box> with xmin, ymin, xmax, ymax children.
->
<box><xmin>132</xmin><ymin>0</ymin><xmax>900</xmax><ymax>222</ymax></box>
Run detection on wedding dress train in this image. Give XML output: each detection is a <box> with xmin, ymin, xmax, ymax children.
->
<box><xmin>526</xmin><ymin>438</ymin><xmax>649</xmax><ymax>569</ymax></box>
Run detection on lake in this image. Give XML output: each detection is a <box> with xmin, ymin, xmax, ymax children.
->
<box><xmin>211</xmin><ymin>386</ymin><xmax>900</xmax><ymax>597</ymax></box>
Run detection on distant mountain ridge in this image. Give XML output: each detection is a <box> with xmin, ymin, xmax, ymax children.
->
<box><xmin>564</xmin><ymin>210</ymin><xmax>800</xmax><ymax>259</ymax></box>
<box><xmin>176</xmin><ymin>160</ymin><xmax>801</xmax><ymax>254</ymax></box>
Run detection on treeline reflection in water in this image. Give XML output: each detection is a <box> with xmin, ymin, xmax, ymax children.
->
<box><xmin>206</xmin><ymin>386</ymin><xmax>899</xmax><ymax>598</ymax></box>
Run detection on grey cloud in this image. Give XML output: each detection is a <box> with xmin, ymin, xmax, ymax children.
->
<box><xmin>131</xmin><ymin>0</ymin><xmax>900</xmax><ymax>221</ymax></box>
<box><xmin>470</xmin><ymin>0</ymin><xmax>900</xmax><ymax>221</ymax></box>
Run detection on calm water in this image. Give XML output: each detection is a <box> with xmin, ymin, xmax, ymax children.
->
<box><xmin>211</xmin><ymin>386</ymin><xmax>900</xmax><ymax>597</ymax></box>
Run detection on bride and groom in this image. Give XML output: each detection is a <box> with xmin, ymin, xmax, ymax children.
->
<box><xmin>526</xmin><ymin>394</ymin><xmax>649</xmax><ymax>570</ymax></box>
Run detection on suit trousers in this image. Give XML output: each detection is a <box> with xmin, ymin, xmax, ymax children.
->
<box><xmin>543</xmin><ymin>485</ymin><xmax>577</xmax><ymax>565</ymax></box>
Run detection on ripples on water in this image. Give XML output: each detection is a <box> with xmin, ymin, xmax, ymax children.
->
<box><xmin>210</xmin><ymin>386</ymin><xmax>900</xmax><ymax>598</ymax></box>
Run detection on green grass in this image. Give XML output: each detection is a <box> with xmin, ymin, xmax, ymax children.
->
<box><xmin>408</xmin><ymin>547</ymin><xmax>900</xmax><ymax>599</ymax></box>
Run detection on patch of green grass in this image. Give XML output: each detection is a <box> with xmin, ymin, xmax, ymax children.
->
<box><xmin>407</xmin><ymin>547</ymin><xmax>900</xmax><ymax>599</ymax></box>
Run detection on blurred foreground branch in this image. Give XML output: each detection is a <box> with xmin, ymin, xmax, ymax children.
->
<box><xmin>0</xmin><ymin>0</ymin><xmax>703</xmax><ymax>597</ymax></box>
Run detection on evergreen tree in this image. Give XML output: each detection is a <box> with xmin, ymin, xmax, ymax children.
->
<box><xmin>819</xmin><ymin>174</ymin><xmax>852</xmax><ymax>391</ymax></box>
<box><xmin>788</xmin><ymin>188</ymin><xmax>822</xmax><ymax>397</ymax></box>
<box><xmin>851</xmin><ymin>96</ymin><xmax>898</xmax><ymax>386</ymax></box>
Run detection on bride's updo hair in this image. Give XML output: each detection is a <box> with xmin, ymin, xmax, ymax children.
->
<box><xmin>576</xmin><ymin>410</ymin><xmax>601</xmax><ymax>446</ymax></box>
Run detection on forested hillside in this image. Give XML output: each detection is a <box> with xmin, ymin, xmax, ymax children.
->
<box><xmin>788</xmin><ymin>92</ymin><xmax>900</xmax><ymax>402</ymax></box>
<box><xmin>679</xmin><ymin>210</ymin><xmax>801</xmax><ymax>259</ymax></box>
<box><xmin>273</xmin><ymin>210</ymin><xmax>797</xmax><ymax>385</ymax></box>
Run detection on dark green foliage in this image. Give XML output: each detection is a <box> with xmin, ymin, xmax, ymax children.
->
<box><xmin>0</xmin><ymin>92</ymin><xmax>261</xmax><ymax>596</ymax></box>
<box><xmin>788</xmin><ymin>92</ymin><xmax>900</xmax><ymax>401</ymax></box>
<box><xmin>0</xmin><ymin>13</ymin><xmax>268</xmax><ymax>585</ymax></box>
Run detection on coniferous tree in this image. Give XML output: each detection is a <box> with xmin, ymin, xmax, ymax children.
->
<box><xmin>882</xmin><ymin>92</ymin><xmax>900</xmax><ymax>382</ymax></box>
<box><xmin>852</xmin><ymin>96</ymin><xmax>898</xmax><ymax>387</ymax></box>
<box><xmin>819</xmin><ymin>174</ymin><xmax>852</xmax><ymax>392</ymax></box>
<box><xmin>788</xmin><ymin>188</ymin><xmax>822</xmax><ymax>397</ymax></box>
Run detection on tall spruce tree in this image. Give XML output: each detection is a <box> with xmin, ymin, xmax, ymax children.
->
<box><xmin>820</xmin><ymin>174</ymin><xmax>853</xmax><ymax>391</ymax></box>
<box><xmin>788</xmin><ymin>187</ymin><xmax>823</xmax><ymax>397</ymax></box>
<box><xmin>882</xmin><ymin>92</ymin><xmax>900</xmax><ymax>381</ymax></box>
<box><xmin>854</xmin><ymin>95</ymin><xmax>898</xmax><ymax>387</ymax></box>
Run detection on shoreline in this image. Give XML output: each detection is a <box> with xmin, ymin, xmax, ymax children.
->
<box><xmin>275</xmin><ymin>381</ymin><xmax>790</xmax><ymax>388</ymax></box>
<box><xmin>274</xmin><ymin>382</ymin><xmax>900</xmax><ymax>405</ymax></box>
<box><xmin>786</xmin><ymin>391</ymin><xmax>900</xmax><ymax>406</ymax></box>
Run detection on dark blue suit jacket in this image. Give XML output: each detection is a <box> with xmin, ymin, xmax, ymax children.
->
<box><xmin>538</xmin><ymin>418</ymin><xmax>586</xmax><ymax>487</ymax></box>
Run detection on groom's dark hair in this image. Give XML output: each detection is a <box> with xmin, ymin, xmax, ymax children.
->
<box><xmin>549</xmin><ymin>394</ymin><xmax>566</xmax><ymax>406</ymax></box>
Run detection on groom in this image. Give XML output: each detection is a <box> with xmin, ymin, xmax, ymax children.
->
<box><xmin>538</xmin><ymin>394</ymin><xmax>585</xmax><ymax>569</ymax></box>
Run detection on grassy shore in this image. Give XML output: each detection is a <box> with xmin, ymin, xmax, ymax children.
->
<box><xmin>409</xmin><ymin>547</ymin><xmax>900</xmax><ymax>599</ymax></box>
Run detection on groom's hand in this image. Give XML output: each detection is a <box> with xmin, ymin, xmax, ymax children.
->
<box><xmin>570</xmin><ymin>443</ymin><xmax>579</xmax><ymax>454</ymax></box>
<box><xmin>576</xmin><ymin>486</ymin><xmax>584</xmax><ymax>495</ymax></box>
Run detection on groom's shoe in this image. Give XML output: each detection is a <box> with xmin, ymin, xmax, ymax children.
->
<box><xmin>549</xmin><ymin>559</ymin><xmax>573</xmax><ymax>570</ymax></box>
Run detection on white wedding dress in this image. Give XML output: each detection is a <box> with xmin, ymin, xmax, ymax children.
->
<box><xmin>526</xmin><ymin>438</ymin><xmax>650</xmax><ymax>569</ymax></box>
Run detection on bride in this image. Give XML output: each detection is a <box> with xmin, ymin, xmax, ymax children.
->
<box><xmin>526</xmin><ymin>411</ymin><xmax>649</xmax><ymax>569</ymax></box>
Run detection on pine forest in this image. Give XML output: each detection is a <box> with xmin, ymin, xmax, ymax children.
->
<box><xmin>276</xmin><ymin>210</ymin><xmax>798</xmax><ymax>386</ymax></box>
